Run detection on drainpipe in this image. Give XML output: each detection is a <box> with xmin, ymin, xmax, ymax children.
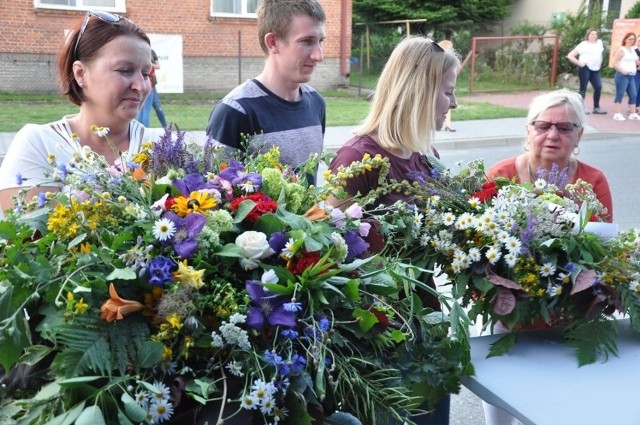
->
<box><xmin>339</xmin><ymin>0</ymin><xmax>350</xmax><ymax>77</ymax></box>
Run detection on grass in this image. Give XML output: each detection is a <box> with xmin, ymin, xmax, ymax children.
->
<box><xmin>0</xmin><ymin>88</ymin><xmax>527</xmax><ymax>133</ymax></box>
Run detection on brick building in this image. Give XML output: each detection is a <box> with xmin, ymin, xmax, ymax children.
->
<box><xmin>0</xmin><ymin>0</ymin><xmax>352</xmax><ymax>93</ymax></box>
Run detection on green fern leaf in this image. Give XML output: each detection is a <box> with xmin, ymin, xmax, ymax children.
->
<box><xmin>487</xmin><ymin>332</ymin><xmax>517</xmax><ymax>358</ymax></box>
<box><xmin>564</xmin><ymin>318</ymin><xmax>618</xmax><ymax>367</ymax></box>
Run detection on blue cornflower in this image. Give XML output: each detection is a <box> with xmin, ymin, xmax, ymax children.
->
<box><xmin>15</xmin><ymin>173</ymin><xmax>23</xmax><ymax>185</ymax></box>
<box><xmin>281</xmin><ymin>329</ymin><xmax>299</xmax><ymax>340</ymax></box>
<box><xmin>37</xmin><ymin>192</ymin><xmax>46</xmax><ymax>207</ymax></box>
<box><xmin>283</xmin><ymin>301</ymin><xmax>303</xmax><ymax>312</ymax></box>
<box><xmin>148</xmin><ymin>256</ymin><xmax>176</xmax><ymax>287</ymax></box>
<box><xmin>565</xmin><ymin>263</ymin><xmax>577</xmax><ymax>273</ymax></box>
<box><xmin>318</xmin><ymin>316</ymin><xmax>330</xmax><ymax>332</ymax></box>
<box><xmin>264</xmin><ymin>350</ymin><xmax>284</xmax><ymax>367</ymax></box>
<box><xmin>290</xmin><ymin>354</ymin><xmax>306</xmax><ymax>374</ymax></box>
<box><xmin>58</xmin><ymin>164</ymin><xmax>68</xmax><ymax>181</ymax></box>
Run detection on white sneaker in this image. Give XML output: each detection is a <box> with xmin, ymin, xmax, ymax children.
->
<box><xmin>613</xmin><ymin>113</ymin><xmax>626</xmax><ymax>121</ymax></box>
<box><xmin>629</xmin><ymin>113</ymin><xmax>640</xmax><ymax>120</ymax></box>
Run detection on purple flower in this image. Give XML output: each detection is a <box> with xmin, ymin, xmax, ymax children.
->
<box><xmin>264</xmin><ymin>350</ymin><xmax>284</xmax><ymax>366</ymax></box>
<box><xmin>268</xmin><ymin>231</ymin><xmax>287</xmax><ymax>252</ymax></box>
<box><xmin>246</xmin><ymin>280</ymin><xmax>297</xmax><ymax>329</ymax></box>
<box><xmin>173</xmin><ymin>173</ymin><xmax>206</xmax><ymax>195</ymax></box>
<box><xmin>15</xmin><ymin>173</ymin><xmax>23</xmax><ymax>186</ymax></box>
<box><xmin>217</xmin><ymin>158</ymin><xmax>263</xmax><ymax>189</ymax></box>
<box><xmin>406</xmin><ymin>170</ymin><xmax>427</xmax><ymax>185</ymax></box>
<box><xmin>148</xmin><ymin>256</ymin><xmax>176</xmax><ymax>287</ymax></box>
<box><xmin>165</xmin><ymin>212</ymin><xmax>206</xmax><ymax>259</ymax></box>
<box><xmin>344</xmin><ymin>230</ymin><xmax>369</xmax><ymax>260</ymax></box>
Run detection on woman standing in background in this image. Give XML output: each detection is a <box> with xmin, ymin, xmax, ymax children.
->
<box><xmin>566</xmin><ymin>28</ymin><xmax>607</xmax><ymax>115</ymax></box>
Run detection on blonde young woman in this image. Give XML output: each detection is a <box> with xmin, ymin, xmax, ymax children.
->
<box><xmin>611</xmin><ymin>32</ymin><xmax>640</xmax><ymax>121</ymax></box>
<box><xmin>328</xmin><ymin>35</ymin><xmax>461</xmax><ymax>425</ymax></box>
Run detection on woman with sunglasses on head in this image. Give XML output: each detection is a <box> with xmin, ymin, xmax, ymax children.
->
<box><xmin>328</xmin><ymin>35</ymin><xmax>461</xmax><ymax>425</ymax></box>
<box><xmin>0</xmin><ymin>11</ymin><xmax>153</xmax><ymax>215</ymax></box>
<box><xmin>483</xmin><ymin>90</ymin><xmax>613</xmax><ymax>424</ymax></box>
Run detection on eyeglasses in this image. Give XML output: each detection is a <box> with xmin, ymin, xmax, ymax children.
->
<box><xmin>530</xmin><ymin>121</ymin><xmax>579</xmax><ymax>134</ymax></box>
<box><xmin>73</xmin><ymin>11</ymin><xmax>122</xmax><ymax>59</ymax></box>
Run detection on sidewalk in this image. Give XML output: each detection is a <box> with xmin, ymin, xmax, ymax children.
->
<box><xmin>3</xmin><ymin>90</ymin><xmax>636</xmax><ymax>161</ymax></box>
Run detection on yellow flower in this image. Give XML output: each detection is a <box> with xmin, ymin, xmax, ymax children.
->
<box><xmin>167</xmin><ymin>313</ymin><xmax>182</xmax><ymax>329</ymax></box>
<box><xmin>173</xmin><ymin>260</ymin><xmax>205</xmax><ymax>289</ymax></box>
<box><xmin>80</xmin><ymin>243</ymin><xmax>91</xmax><ymax>254</ymax></box>
<box><xmin>74</xmin><ymin>298</ymin><xmax>89</xmax><ymax>314</ymax></box>
<box><xmin>67</xmin><ymin>293</ymin><xmax>75</xmax><ymax>301</ymax></box>
<box><xmin>162</xmin><ymin>346</ymin><xmax>173</xmax><ymax>360</ymax></box>
<box><xmin>172</xmin><ymin>191</ymin><xmax>217</xmax><ymax>216</ymax></box>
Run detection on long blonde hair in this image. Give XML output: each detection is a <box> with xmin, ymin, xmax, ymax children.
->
<box><xmin>354</xmin><ymin>36</ymin><xmax>460</xmax><ymax>154</ymax></box>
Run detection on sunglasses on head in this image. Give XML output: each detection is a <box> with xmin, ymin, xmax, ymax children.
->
<box><xmin>73</xmin><ymin>11</ymin><xmax>122</xmax><ymax>59</ymax></box>
<box><xmin>530</xmin><ymin>121</ymin><xmax>579</xmax><ymax>134</ymax></box>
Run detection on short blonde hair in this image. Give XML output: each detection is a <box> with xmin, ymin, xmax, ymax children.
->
<box><xmin>354</xmin><ymin>36</ymin><xmax>460</xmax><ymax>154</ymax></box>
<box><xmin>527</xmin><ymin>89</ymin><xmax>586</xmax><ymax>128</ymax></box>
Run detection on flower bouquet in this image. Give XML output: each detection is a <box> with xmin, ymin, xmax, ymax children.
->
<box><xmin>328</xmin><ymin>156</ymin><xmax>640</xmax><ymax>366</ymax></box>
<box><xmin>0</xmin><ymin>128</ymin><xmax>471</xmax><ymax>425</ymax></box>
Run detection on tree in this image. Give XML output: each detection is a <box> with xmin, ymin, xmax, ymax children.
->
<box><xmin>353</xmin><ymin>0</ymin><xmax>515</xmax><ymax>39</ymax></box>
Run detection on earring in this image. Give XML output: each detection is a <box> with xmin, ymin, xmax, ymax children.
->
<box><xmin>573</xmin><ymin>146</ymin><xmax>580</xmax><ymax>155</ymax></box>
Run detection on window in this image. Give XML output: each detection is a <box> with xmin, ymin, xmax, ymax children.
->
<box><xmin>211</xmin><ymin>0</ymin><xmax>258</xmax><ymax>17</ymax></box>
<box><xmin>34</xmin><ymin>0</ymin><xmax>126</xmax><ymax>13</ymax></box>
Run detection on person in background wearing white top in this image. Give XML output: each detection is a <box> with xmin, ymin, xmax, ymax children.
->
<box><xmin>634</xmin><ymin>34</ymin><xmax>640</xmax><ymax>115</ymax></box>
<box><xmin>611</xmin><ymin>32</ymin><xmax>640</xmax><ymax>121</ymax></box>
<box><xmin>567</xmin><ymin>28</ymin><xmax>607</xmax><ymax>115</ymax></box>
<box><xmin>0</xmin><ymin>11</ymin><xmax>154</xmax><ymax>216</ymax></box>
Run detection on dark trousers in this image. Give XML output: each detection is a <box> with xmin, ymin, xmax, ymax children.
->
<box><xmin>577</xmin><ymin>65</ymin><xmax>603</xmax><ymax>109</ymax></box>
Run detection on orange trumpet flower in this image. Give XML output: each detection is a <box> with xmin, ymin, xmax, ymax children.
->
<box><xmin>100</xmin><ymin>283</ymin><xmax>144</xmax><ymax>322</ymax></box>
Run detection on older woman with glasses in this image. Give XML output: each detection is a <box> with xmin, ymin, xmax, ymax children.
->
<box><xmin>0</xmin><ymin>11</ymin><xmax>154</xmax><ymax>215</ymax></box>
<box><xmin>487</xmin><ymin>89</ymin><xmax>612</xmax><ymax>224</ymax></box>
<box><xmin>483</xmin><ymin>89</ymin><xmax>613</xmax><ymax>424</ymax></box>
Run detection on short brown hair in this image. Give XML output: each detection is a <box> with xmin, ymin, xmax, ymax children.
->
<box><xmin>584</xmin><ymin>28</ymin><xmax>598</xmax><ymax>40</ymax></box>
<box><xmin>58</xmin><ymin>13</ymin><xmax>150</xmax><ymax>106</ymax></box>
<box><xmin>257</xmin><ymin>0</ymin><xmax>326</xmax><ymax>54</ymax></box>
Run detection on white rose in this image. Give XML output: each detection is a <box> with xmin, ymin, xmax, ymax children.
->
<box><xmin>235</xmin><ymin>231</ymin><xmax>275</xmax><ymax>270</ymax></box>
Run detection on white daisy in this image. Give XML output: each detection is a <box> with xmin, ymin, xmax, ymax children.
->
<box><xmin>240</xmin><ymin>394</ymin><xmax>260</xmax><ymax>410</ymax></box>
<box><xmin>546</xmin><ymin>284</ymin><xmax>563</xmax><ymax>297</ymax></box>
<box><xmin>150</xmin><ymin>399</ymin><xmax>174</xmax><ymax>423</ymax></box>
<box><xmin>485</xmin><ymin>246</ymin><xmax>502</xmax><ymax>265</ymax></box>
<box><xmin>148</xmin><ymin>381</ymin><xmax>171</xmax><ymax>403</ymax></box>
<box><xmin>226</xmin><ymin>360</ymin><xmax>244</xmax><ymax>376</ymax></box>
<box><xmin>539</xmin><ymin>262</ymin><xmax>556</xmax><ymax>277</ymax></box>
<box><xmin>152</xmin><ymin>217</ymin><xmax>176</xmax><ymax>241</ymax></box>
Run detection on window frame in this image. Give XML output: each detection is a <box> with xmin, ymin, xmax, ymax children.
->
<box><xmin>33</xmin><ymin>0</ymin><xmax>126</xmax><ymax>14</ymax></box>
<box><xmin>210</xmin><ymin>0</ymin><xmax>257</xmax><ymax>19</ymax></box>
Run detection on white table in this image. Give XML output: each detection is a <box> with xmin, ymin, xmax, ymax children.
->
<box><xmin>461</xmin><ymin>320</ymin><xmax>640</xmax><ymax>425</ymax></box>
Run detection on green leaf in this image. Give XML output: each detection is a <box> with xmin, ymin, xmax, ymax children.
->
<box><xmin>214</xmin><ymin>243</ymin><xmax>244</xmax><ymax>258</ymax></box>
<box><xmin>75</xmin><ymin>405</ymin><xmax>106</xmax><ymax>425</ymax></box>
<box><xmin>42</xmin><ymin>400</ymin><xmax>85</xmax><ymax>425</ymax></box>
<box><xmin>389</xmin><ymin>329</ymin><xmax>406</xmax><ymax>343</ymax></box>
<box><xmin>121</xmin><ymin>392</ymin><xmax>147</xmax><ymax>422</ymax></box>
<box><xmin>344</xmin><ymin>279</ymin><xmax>360</xmax><ymax>302</ymax></box>
<box><xmin>253</xmin><ymin>213</ymin><xmax>285</xmax><ymax>234</ymax></box>
<box><xmin>67</xmin><ymin>233</ymin><xmax>87</xmax><ymax>250</ymax></box>
<box><xmin>137</xmin><ymin>341</ymin><xmax>164</xmax><ymax>369</ymax></box>
<box><xmin>57</xmin><ymin>376</ymin><xmax>103</xmax><ymax>388</ymax></box>
<box><xmin>233</xmin><ymin>199</ymin><xmax>256</xmax><ymax>223</ymax></box>
<box><xmin>106</xmin><ymin>267</ymin><xmax>137</xmax><ymax>281</ymax></box>
<box><xmin>283</xmin><ymin>390</ymin><xmax>313</xmax><ymax>425</ymax></box>
<box><xmin>353</xmin><ymin>307</ymin><xmax>379</xmax><ymax>332</ymax></box>
<box><xmin>487</xmin><ymin>332</ymin><xmax>518</xmax><ymax>358</ymax></box>
<box><xmin>0</xmin><ymin>289</ymin><xmax>32</xmax><ymax>371</ymax></box>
